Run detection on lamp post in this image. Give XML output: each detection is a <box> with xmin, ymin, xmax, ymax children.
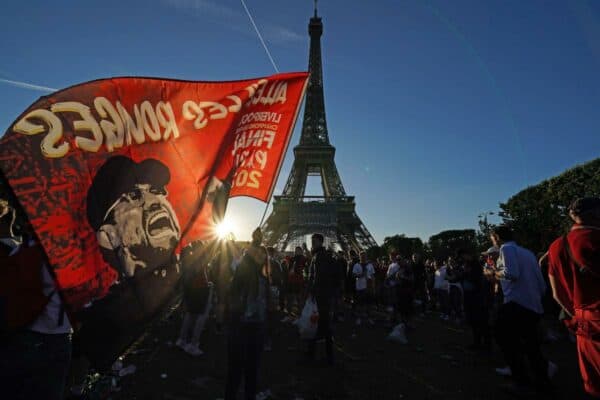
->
<box><xmin>477</xmin><ymin>211</ymin><xmax>495</xmax><ymax>238</ymax></box>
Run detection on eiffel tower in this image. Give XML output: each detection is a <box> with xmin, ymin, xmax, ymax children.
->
<box><xmin>261</xmin><ymin>4</ymin><xmax>377</xmax><ymax>252</ymax></box>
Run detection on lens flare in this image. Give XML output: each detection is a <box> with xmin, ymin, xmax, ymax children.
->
<box><xmin>215</xmin><ymin>218</ymin><xmax>235</xmax><ymax>240</ymax></box>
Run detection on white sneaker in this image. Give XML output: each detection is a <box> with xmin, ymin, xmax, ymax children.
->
<box><xmin>280</xmin><ymin>316</ymin><xmax>290</xmax><ymax>323</ymax></box>
<box><xmin>355</xmin><ymin>318</ymin><xmax>362</xmax><ymax>326</ymax></box>
<box><xmin>495</xmin><ymin>366</ymin><xmax>512</xmax><ymax>377</ymax></box>
<box><xmin>185</xmin><ymin>343</ymin><xmax>204</xmax><ymax>356</ymax></box>
<box><xmin>547</xmin><ymin>361</ymin><xmax>558</xmax><ymax>379</ymax></box>
<box><xmin>175</xmin><ymin>338</ymin><xmax>186</xmax><ymax>350</ymax></box>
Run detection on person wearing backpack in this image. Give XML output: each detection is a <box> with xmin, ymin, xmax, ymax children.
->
<box><xmin>0</xmin><ymin>194</ymin><xmax>73</xmax><ymax>400</ymax></box>
<box><xmin>547</xmin><ymin>197</ymin><xmax>600</xmax><ymax>398</ymax></box>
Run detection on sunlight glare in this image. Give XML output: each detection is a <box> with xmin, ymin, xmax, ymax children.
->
<box><xmin>215</xmin><ymin>218</ymin><xmax>235</xmax><ymax>240</ymax></box>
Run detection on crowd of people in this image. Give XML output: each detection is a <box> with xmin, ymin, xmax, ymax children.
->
<box><xmin>1</xmin><ymin>194</ymin><xmax>599</xmax><ymax>399</ymax></box>
<box><xmin>175</xmin><ymin>197</ymin><xmax>599</xmax><ymax>399</ymax></box>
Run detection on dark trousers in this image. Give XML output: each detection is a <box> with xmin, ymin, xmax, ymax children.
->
<box><xmin>0</xmin><ymin>330</ymin><xmax>72</xmax><ymax>400</ymax></box>
<box><xmin>308</xmin><ymin>294</ymin><xmax>333</xmax><ymax>363</ymax></box>
<box><xmin>277</xmin><ymin>284</ymin><xmax>286</xmax><ymax>311</ymax></box>
<box><xmin>434</xmin><ymin>288</ymin><xmax>449</xmax><ymax>314</ymax></box>
<box><xmin>495</xmin><ymin>302</ymin><xmax>548</xmax><ymax>387</ymax></box>
<box><xmin>448</xmin><ymin>285</ymin><xmax>463</xmax><ymax>318</ymax></box>
<box><xmin>225</xmin><ymin>322</ymin><xmax>264</xmax><ymax>400</ymax></box>
<box><xmin>463</xmin><ymin>290</ymin><xmax>491</xmax><ymax>348</ymax></box>
<box><xmin>395</xmin><ymin>286</ymin><xmax>414</xmax><ymax>322</ymax></box>
<box><xmin>414</xmin><ymin>279</ymin><xmax>428</xmax><ymax>313</ymax></box>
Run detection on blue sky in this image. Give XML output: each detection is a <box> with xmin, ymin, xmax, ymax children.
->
<box><xmin>1</xmin><ymin>0</ymin><xmax>599</xmax><ymax>243</ymax></box>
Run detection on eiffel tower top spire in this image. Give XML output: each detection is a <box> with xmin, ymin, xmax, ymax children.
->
<box><xmin>300</xmin><ymin>1</ymin><xmax>329</xmax><ymax>146</ymax></box>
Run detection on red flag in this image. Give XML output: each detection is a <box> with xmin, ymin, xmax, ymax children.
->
<box><xmin>0</xmin><ymin>73</ymin><xmax>307</xmax><ymax>366</ymax></box>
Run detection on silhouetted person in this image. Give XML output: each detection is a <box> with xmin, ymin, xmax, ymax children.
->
<box><xmin>307</xmin><ymin>233</ymin><xmax>338</xmax><ymax>365</ymax></box>
<box><xmin>459</xmin><ymin>249</ymin><xmax>491</xmax><ymax>351</ymax></box>
<box><xmin>225</xmin><ymin>229</ymin><xmax>269</xmax><ymax>400</ymax></box>
<box><xmin>491</xmin><ymin>225</ymin><xmax>551</xmax><ymax>395</ymax></box>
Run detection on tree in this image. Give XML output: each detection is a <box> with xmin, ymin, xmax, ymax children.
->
<box><xmin>381</xmin><ymin>234</ymin><xmax>424</xmax><ymax>258</ymax></box>
<box><xmin>476</xmin><ymin>212</ymin><xmax>496</xmax><ymax>252</ymax></box>
<box><xmin>499</xmin><ymin>157</ymin><xmax>600</xmax><ymax>254</ymax></box>
<box><xmin>366</xmin><ymin>245</ymin><xmax>385</xmax><ymax>262</ymax></box>
<box><xmin>427</xmin><ymin>229</ymin><xmax>478</xmax><ymax>262</ymax></box>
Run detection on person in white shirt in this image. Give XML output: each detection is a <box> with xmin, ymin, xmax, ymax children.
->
<box><xmin>386</xmin><ymin>255</ymin><xmax>401</xmax><ymax>284</ymax></box>
<box><xmin>433</xmin><ymin>261</ymin><xmax>450</xmax><ymax>319</ymax></box>
<box><xmin>384</xmin><ymin>253</ymin><xmax>401</xmax><ymax>318</ymax></box>
<box><xmin>490</xmin><ymin>225</ymin><xmax>553</xmax><ymax>393</ymax></box>
<box><xmin>352</xmin><ymin>252</ymin><xmax>375</xmax><ymax>326</ymax></box>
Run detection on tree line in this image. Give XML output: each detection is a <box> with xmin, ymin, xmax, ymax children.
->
<box><xmin>368</xmin><ymin>157</ymin><xmax>600</xmax><ymax>260</ymax></box>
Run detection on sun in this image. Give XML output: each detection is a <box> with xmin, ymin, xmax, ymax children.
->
<box><xmin>215</xmin><ymin>218</ymin><xmax>236</xmax><ymax>240</ymax></box>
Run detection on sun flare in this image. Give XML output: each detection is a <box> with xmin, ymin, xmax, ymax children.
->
<box><xmin>215</xmin><ymin>218</ymin><xmax>236</xmax><ymax>240</ymax></box>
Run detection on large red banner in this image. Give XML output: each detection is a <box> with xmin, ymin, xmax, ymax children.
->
<box><xmin>0</xmin><ymin>73</ymin><xmax>307</xmax><ymax>365</ymax></box>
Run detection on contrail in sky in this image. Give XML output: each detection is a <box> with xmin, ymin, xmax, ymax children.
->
<box><xmin>239</xmin><ymin>0</ymin><xmax>279</xmax><ymax>72</ymax></box>
<box><xmin>0</xmin><ymin>78</ymin><xmax>57</xmax><ymax>92</ymax></box>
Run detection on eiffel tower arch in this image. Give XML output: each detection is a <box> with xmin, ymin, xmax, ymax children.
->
<box><xmin>261</xmin><ymin>5</ymin><xmax>377</xmax><ymax>252</ymax></box>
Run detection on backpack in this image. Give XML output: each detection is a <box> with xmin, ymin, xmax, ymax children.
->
<box><xmin>0</xmin><ymin>242</ymin><xmax>51</xmax><ymax>333</ymax></box>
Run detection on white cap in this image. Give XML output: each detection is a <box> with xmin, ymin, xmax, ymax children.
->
<box><xmin>482</xmin><ymin>246</ymin><xmax>499</xmax><ymax>255</ymax></box>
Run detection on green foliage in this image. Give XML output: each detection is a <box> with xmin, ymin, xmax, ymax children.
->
<box><xmin>499</xmin><ymin>158</ymin><xmax>600</xmax><ymax>254</ymax></box>
<box><xmin>366</xmin><ymin>245</ymin><xmax>386</xmax><ymax>261</ymax></box>
<box><xmin>381</xmin><ymin>234</ymin><xmax>424</xmax><ymax>258</ymax></box>
<box><xmin>372</xmin><ymin>159</ymin><xmax>599</xmax><ymax>262</ymax></box>
<box><xmin>427</xmin><ymin>229</ymin><xmax>478</xmax><ymax>262</ymax></box>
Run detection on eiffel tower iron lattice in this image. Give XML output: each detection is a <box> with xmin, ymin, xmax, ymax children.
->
<box><xmin>261</xmin><ymin>6</ymin><xmax>377</xmax><ymax>252</ymax></box>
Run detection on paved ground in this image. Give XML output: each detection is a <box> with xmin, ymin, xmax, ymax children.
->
<box><xmin>105</xmin><ymin>302</ymin><xmax>584</xmax><ymax>400</ymax></box>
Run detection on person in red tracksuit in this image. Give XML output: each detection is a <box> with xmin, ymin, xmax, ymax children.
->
<box><xmin>547</xmin><ymin>197</ymin><xmax>600</xmax><ymax>398</ymax></box>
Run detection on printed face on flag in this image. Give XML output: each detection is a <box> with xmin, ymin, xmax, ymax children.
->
<box><xmin>88</xmin><ymin>156</ymin><xmax>181</xmax><ymax>277</ymax></box>
<box><xmin>0</xmin><ymin>73</ymin><xmax>308</xmax><ymax>366</ymax></box>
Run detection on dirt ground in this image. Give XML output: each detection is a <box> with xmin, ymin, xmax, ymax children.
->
<box><xmin>103</xmin><ymin>302</ymin><xmax>584</xmax><ymax>400</ymax></box>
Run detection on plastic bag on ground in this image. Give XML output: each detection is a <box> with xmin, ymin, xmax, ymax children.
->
<box><xmin>296</xmin><ymin>297</ymin><xmax>319</xmax><ymax>340</ymax></box>
<box><xmin>387</xmin><ymin>323</ymin><xmax>408</xmax><ymax>344</ymax></box>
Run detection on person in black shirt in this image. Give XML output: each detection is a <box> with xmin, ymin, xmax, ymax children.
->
<box><xmin>446</xmin><ymin>256</ymin><xmax>464</xmax><ymax>321</ymax></box>
<box><xmin>225</xmin><ymin>229</ymin><xmax>269</xmax><ymax>400</ymax></box>
<box><xmin>459</xmin><ymin>249</ymin><xmax>491</xmax><ymax>351</ymax></box>
<box><xmin>307</xmin><ymin>233</ymin><xmax>338</xmax><ymax>365</ymax></box>
<box><xmin>287</xmin><ymin>247</ymin><xmax>306</xmax><ymax>312</ymax></box>
<box><xmin>395</xmin><ymin>258</ymin><xmax>415</xmax><ymax>326</ymax></box>
<box><xmin>411</xmin><ymin>254</ymin><xmax>428</xmax><ymax>314</ymax></box>
<box><xmin>346</xmin><ymin>250</ymin><xmax>359</xmax><ymax>310</ymax></box>
<box><xmin>333</xmin><ymin>251</ymin><xmax>347</xmax><ymax>322</ymax></box>
<box><xmin>267</xmin><ymin>247</ymin><xmax>285</xmax><ymax>312</ymax></box>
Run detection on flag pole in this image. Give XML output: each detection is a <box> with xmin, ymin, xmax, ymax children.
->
<box><xmin>258</xmin><ymin>197</ymin><xmax>271</xmax><ymax>227</ymax></box>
